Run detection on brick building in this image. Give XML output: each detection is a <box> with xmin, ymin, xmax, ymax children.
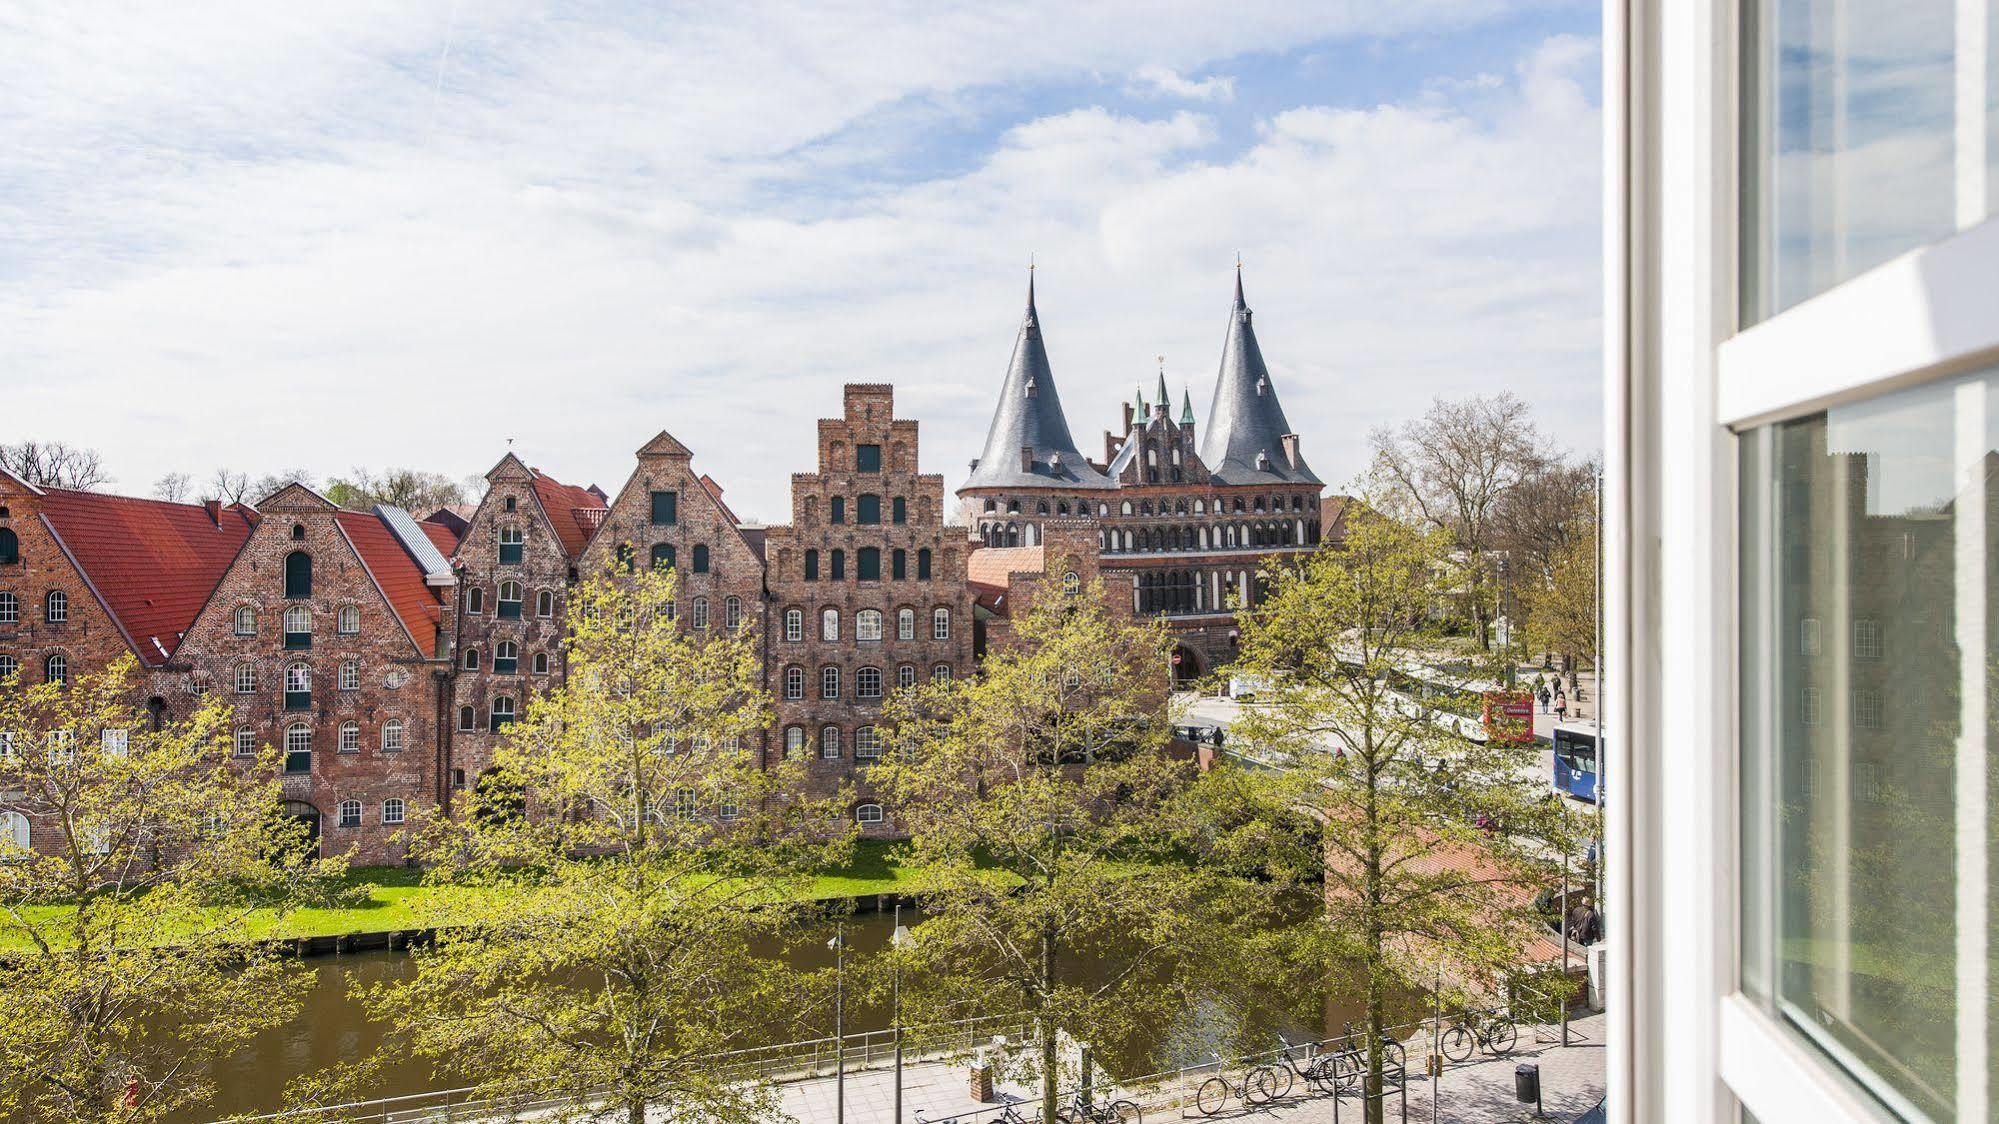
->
<box><xmin>760</xmin><ymin>385</ymin><xmax>975</xmax><ymax>829</ymax></box>
<box><xmin>958</xmin><ymin>272</ymin><xmax>1342</xmax><ymax>685</ymax></box>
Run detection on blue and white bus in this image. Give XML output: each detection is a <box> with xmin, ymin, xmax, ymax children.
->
<box><xmin>1551</xmin><ymin>722</ymin><xmax>1604</xmax><ymax>803</ymax></box>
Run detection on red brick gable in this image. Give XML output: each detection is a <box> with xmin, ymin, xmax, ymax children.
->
<box><xmin>36</xmin><ymin>488</ymin><xmax>257</xmax><ymax>665</ymax></box>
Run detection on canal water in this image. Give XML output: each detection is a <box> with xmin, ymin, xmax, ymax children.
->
<box><xmin>188</xmin><ymin>910</ymin><xmax>1368</xmax><ymax>1122</ymax></box>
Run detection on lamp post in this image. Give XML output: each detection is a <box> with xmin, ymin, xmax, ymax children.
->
<box><xmin>830</xmin><ymin>922</ymin><xmax>846</xmax><ymax>1124</ymax></box>
<box><xmin>891</xmin><ymin>906</ymin><xmax>916</xmax><ymax>1124</ymax></box>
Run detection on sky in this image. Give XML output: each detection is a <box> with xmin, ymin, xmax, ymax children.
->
<box><xmin>2</xmin><ymin>2</ymin><xmax>1602</xmax><ymax>523</ymax></box>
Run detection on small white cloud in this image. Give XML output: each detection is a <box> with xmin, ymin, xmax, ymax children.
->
<box><xmin>1128</xmin><ymin>64</ymin><xmax>1237</xmax><ymax>102</ymax></box>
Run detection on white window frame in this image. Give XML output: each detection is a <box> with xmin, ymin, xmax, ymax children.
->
<box><xmin>337</xmin><ymin>605</ymin><xmax>360</xmax><ymax>635</ymax></box>
<box><xmin>338</xmin><ymin>722</ymin><xmax>360</xmax><ymax>754</ymax></box>
<box><xmin>856</xmin><ymin>609</ymin><xmax>882</xmax><ymax>642</ymax></box>
<box><xmin>234</xmin><ymin>728</ymin><xmax>256</xmax><ymax>757</ymax></box>
<box><xmin>382</xmin><ymin>798</ymin><xmax>405</xmax><ymax>825</ymax></box>
<box><xmin>340</xmin><ymin>660</ymin><xmax>360</xmax><ymax>691</ymax></box>
<box><xmin>231</xmin><ymin>604</ymin><xmax>254</xmax><ymax>634</ymax></box>
<box><xmin>235</xmin><ymin>662</ymin><xmax>258</xmax><ymax>694</ymax></box>
<box><xmin>897</xmin><ymin>608</ymin><xmax>915</xmax><ymax>640</ymax></box>
<box><xmin>785</xmin><ymin>608</ymin><xmax>804</xmax><ymax>641</ymax></box>
<box><xmin>931</xmin><ymin>607</ymin><xmax>950</xmax><ymax>640</ymax></box>
<box><xmin>338</xmin><ymin>800</ymin><xmax>362</xmax><ymax>829</ymax></box>
<box><xmin>382</xmin><ymin>718</ymin><xmax>405</xmax><ymax>753</ymax></box>
<box><xmin>1624</xmin><ymin>1</ymin><xmax>1999</xmax><ymax>1119</ymax></box>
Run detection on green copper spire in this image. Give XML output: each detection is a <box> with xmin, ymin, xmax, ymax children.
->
<box><xmin>1181</xmin><ymin>386</ymin><xmax>1195</xmax><ymax>426</ymax></box>
<box><xmin>1135</xmin><ymin>383</ymin><xmax>1147</xmax><ymax>413</ymax></box>
<box><xmin>1155</xmin><ymin>370</ymin><xmax>1169</xmax><ymax>414</ymax></box>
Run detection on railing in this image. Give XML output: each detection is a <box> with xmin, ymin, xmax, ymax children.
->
<box><xmin>225</xmin><ymin>1011</ymin><xmax>1030</xmax><ymax>1124</ymax></box>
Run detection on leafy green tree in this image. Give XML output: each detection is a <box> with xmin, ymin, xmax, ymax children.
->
<box><xmin>0</xmin><ymin>657</ymin><xmax>332</xmax><ymax>1124</ymax></box>
<box><xmin>1227</xmin><ymin>513</ymin><xmax>1575</xmax><ymax>1123</ymax></box>
<box><xmin>873</xmin><ymin>574</ymin><xmax>1282</xmax><ymax>1124</ymax></box>
<box><xmin>1522</xmin><ymin>487</ymin><xmax>1599</xmax><ymax>692</ymax></box>
<box><xmin>363</xmin><ymin>565</ymin><xmax>850</xmax><ymax>1124</ymax></box>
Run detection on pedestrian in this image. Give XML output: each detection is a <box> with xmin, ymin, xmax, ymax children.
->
<box><xmin>1555</xmin><ymin>691</ymin><xmax>1568</xmax><ymax>721</ymax></box>
<box><xmin>1538</xmin><ymin>685</ymin><xmax>1552</xmax><ymax>714</ymax></box>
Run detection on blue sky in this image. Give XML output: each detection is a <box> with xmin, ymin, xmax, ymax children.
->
<box><xmin>2</xmin><ymin>2</ymin><xmax>1602</xmax><ymax>520</ymax></box>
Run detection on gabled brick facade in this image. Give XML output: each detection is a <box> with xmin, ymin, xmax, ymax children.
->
<box><xmin>0</xmin><ymin>471</ymin><xmax>137</xmax><ymax>692</ymax></box>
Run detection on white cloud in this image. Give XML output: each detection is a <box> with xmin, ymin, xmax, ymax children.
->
<box><xmin>1128</xmin><ymin>65</ymin><xmax>1237</xmax><ymax>102</ymax></box>
<box><xmin>1</xmin><ymin>4</ymin><xmax>1600</xmax><ymax>520</ymax></box>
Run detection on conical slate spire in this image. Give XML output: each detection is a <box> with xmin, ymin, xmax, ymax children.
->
<box><xmin>1155</xmin><ymin>370</ymin><xmax>1169</xmax><ymax>415</ymax></box>
<box><xmin>1199</xmin><ymin>270</ymin><xmax>1321</xmax><ymax>486</ymax></box>
<box><xmin>1181</xmin><ymin>387</ymin><xmax>1195</xmax><ymax>426</ymax></box>
<box><xmin>962</xmin><ymin>277</ymin><xmax>1115</xmax><ymax>491</ymax></box>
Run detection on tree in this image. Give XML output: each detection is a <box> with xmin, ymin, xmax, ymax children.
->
<box><xmin>873</xmin><ymin>571</ymin><xmax>1278</xmax><ymax>1124</ymax></box>
<box><xmin>1368</xmin><ymin>394</ymin><xmax>1545</xmax><ymax>648</ymax></box>
<box><xmin>201</xmin><ymin>469</ymin><xmax>252</xmax><ymax>505</ymax></box>
<box><xmin>0</xmin><ymin>441</ymin><xmax>111</xmax><ymax>491</ymax></box>
<box><xmin>361</xmin><ymin>565</ymin><xmax>848</xmax><ymax>1124</ymax></box>
<box><xmin>151</xmin><ymin>473</ymin><xmax>191</xmax><ymax>503</ymax></box>
<box><xmin>1521</xmin><ymin>487</ymin><xmax>1599</xmax><ymax>691</ymax></box>
<box><xmin>0</xmin><ymin>657</ymin><xmax>335</xmax><ymax>1124</ymax></box>
<box><xmin>1226</xmin><ymin>513</ymin><xmax>1573</xmax><ymax>1124</ymax></box>
<box><xmin>324</xmin><ymin>468</ymin><xmax>465</xmax><ymax>512</ymax></box>
<box><xmin>250</xmin><ymin>469</ymin><xmax>316</xmax><ymax>502</ymax></box>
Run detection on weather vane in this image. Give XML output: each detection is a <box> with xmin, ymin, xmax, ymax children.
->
<box><xmin>1157</xmin><ymin>354</ymin><xmax>1165</xmax><ymax>374</ymax></box>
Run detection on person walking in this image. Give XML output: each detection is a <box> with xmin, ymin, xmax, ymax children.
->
<box><xmin>1539</xmin><ymin>684</ymin><xmax>1552</xmax><ymax>714</ymax></box>
<box><xmin>1554</xmin><ymin>691</ymin><xmax>1568</xmax><ymax>722</ymax></box>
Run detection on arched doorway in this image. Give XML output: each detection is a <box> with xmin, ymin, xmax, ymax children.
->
<box><xmin>1171</xmin><ymin>645</ymin><xmax>1204</xmax><ymax>688</ymax></box>
<box><xmin>278</xmin><ymin>800</ymin><xmax>321</xmax><ymax>861</ymax></box>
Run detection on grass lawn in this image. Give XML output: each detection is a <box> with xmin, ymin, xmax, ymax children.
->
<box><xmin>2</xmin><ymin>839</ymin><xmax>974</xmax><ymax>950</ymax></box>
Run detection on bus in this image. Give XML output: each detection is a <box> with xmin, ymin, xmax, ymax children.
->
<box><xmin>1551</xmin><ymin>722</ymin><xmax>1604</xmax><ymax>803</ymax></box>
<box><xmin>1383</xmin><ymin>662</ymin><xmax>1508</xmax><ymax>743</ymax></box>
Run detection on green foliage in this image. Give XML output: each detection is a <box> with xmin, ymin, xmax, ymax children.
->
<box><xmin>360</xmin><ymin>565</ymin><xmax>853</xmax><ymax>1124</ymax></box>
<box><xmin>0</xmin><ymin>656</ymin><xmax>338</xmax><ymax>1124</ymax></box>
<box><xmin>1226</xmin><ymin>513</ymin><xmax>1581</xmax><ymax>1122</ymax></box>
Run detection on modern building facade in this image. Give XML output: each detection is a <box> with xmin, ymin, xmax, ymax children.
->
<box><xmin>1618</xmin><ymin>0</ymin><xmax>1996</xmax><ymax>1119</ymax></box>
<box><xmin>959</xmin><ymin>273</ymin><xmax>1341</xmax><ymax>681</ymax></box>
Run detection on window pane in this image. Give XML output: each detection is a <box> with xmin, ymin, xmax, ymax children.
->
<box><xmin>1740</xmin><ymin>367</ymin><xmax>1996</xmax><ymax>1120</ymax></box>
<box><xmin>1743</xmin><ymin>0</ymin><xmax>1998</xmax><ymax>320</ymax></box>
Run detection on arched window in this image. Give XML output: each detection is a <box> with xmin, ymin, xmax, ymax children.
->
<box><xmin>785</xmin><ymin>608</ymin><xmax>804</xmax><ymax>641</ymax></box>
<box><xmin>892</xmin><ymin>497</ymin><xmax>907</xmax><ymax>524</ymax></box>
<box><xmin>898</xmin><ymin>664</ymin><xmax>917</xmax><ymax>689</ymax></box>
<box><xmin>463</xmin><ymin>646</ymin><xmax>481</xmax><ymax>671</ymax></box>
<box><xmin>857</xmin><ymin>547</ymin><xmax>881</xmax><ymax>581</ymax></box>
<box><xmin>804</xmin><ymin>549</ymin><xmax>820</xmax><ymax>581</ymax></box>
<box><xmin>692</xmin><ymin>544</ymin><xmax>710</xmax><ymax>573</ymax></box>
<box><xmin>821</xmin><ymin>608</ymin><xmax>839</xmax><ymax>641</ymax></box>
<box><xmin>337</xmin><ymin>605</ymin><xmax>360</xmax><ymax>634</ymax></box>
<box><xmin>498</xmin><ymin>581</ymin><xmax>522</xmax><ymax>619</ymax></box>
<box><xmin>532</xmin><ymin>652</ymin><xmax>549</xmax><ymax>675</ymax></box>
<box><xmin>382</xmin><ymin>798</ymin><xmax>406</xmax><ymax>825</ymax></box>
<box><xmin>1121</xmin><ymin>501</ymin><xmax>1134</xmax><ymax>516</ymax></box>
<box><xmin>855</xmin><ymin>727</ymin><xmax>883</xmax><ymax>758</ymax></box>
<box><xmin>284</xmin><ymin>724</ymin><xmax>311</xmax><ymax>774</ymax></box>
<box><xmin>892</xmin><ymin>548</ymin><xmax>907</xmax><ymax>579</ymax></box>
<box><xmin>830</xmin><ymin>549</ymin><xmax>846</xmax><ymax>580</ymax></box>
<box><xmin>284</xmin><ymin>662</ymin><xmax>311</xmax><ymax>710</ymax></box>
<box><xmin>536</xmin><ymin>589</ymin><xmax>554</xmax><ymax>617</ymax></box>
<box><xmin>338</xmin><ymin>722</ymin><xmax>360</xmax><ymax>753</ymax></box>
<box><xmin>338</xmin><ymin>800</ymin><xmax>362</xmax><ymax>829</ymax></box>
<box><xmin>1062</xmin><ymin>571</ymin><xmax>1081</xmax><ymax>597</ymax></box>
<box><xmin>504</xmin><ymin>495</ymin><xmax>517</xmax><ymax>512</ymax></box>
<box><xmin>932</xmin><ymin>607</ymin><xmax>951</xmax><ymax>640</ymax></box>
<box><xmin>931</xmin><ymin>663</ymin><xmax>952</xmax><ymax>682</ymax></box>
<box><xmin>0</xmin><ymin>528</ymin><xmax>16</xmax><ymax>566</ymax></box>
<box><xmin>234</xmin><ymin>661</ymin><xmax>257</xmax><ymax>694</ymax></box>
<box><xmin>290</xmin><ymin>523</ymin><xmax>306</xmax><ymax>541</ymax></box>
<box><xmin>44</xmin><ymin>652</ymin><xmax>67</xmax><ymax>684</ymax></box>
<box><xmin>494</xmin><ymin>641</ymin><xmax>518</xmax><ymax>674</ymax></box>
<box><xmin>284</xmin><ymin>551</ymin><xmax>312</xmax><ymax>598</ymax></box>
<box><xmin>724</xmin><ymin>596</ymin><xmax>742</xmax><ymax>630</ymax></box>
<box><xmin>691</xmin><ymin>596</ymin><xmax>709</xmax><ymax>628</ymax></box>
<box><xmin>857</xmin><ymin>495</ymin><xmax>881</xmax><ymax>524</ymax></box>
<box><xmin>340</xmin><ymin>660</ymin><xmax>360</xmax><ymax>690</ymax></box>
<box><xmin>856</xmin><ymin>610</ymin><xmax>882</xmax><ymax>641</ymax></box>
<box><xmin>382</xmin><ymin>719</ymin><xmax>405</xmax><ymax>753</ymax></box>
<box><xmin>467</xmin><ymin>587</ymin><xmax>484</xmax><ymax>614</ymax></box>
<box><xmin>498</xmin><ymin>525</ymin><xmax>524</xmax><ymax>565</ymax></box>
<box><xmin>44</xmin><ymin>590</ymin><xmax>67</xmax><ymax>624</ymax></box>
<box><xmin>820</xmin><ymin>665</ymin><xmax>840</xmax><ymax>699</ymax></box>
<box><xmin>856</xmin><ymin>803</ymin><xmax>885</xmax><ymax>825</ymax></box>
<box><xmin>490</xmin><ymin>696</ymin><xmax>516</xmax><ymax>731</ymax></box>
<box><xmin>856</xmin><ymin>667</ymin><xmax>883</xmax><ymax>699</ymax></box>
<box><xmin>1</xmin><ymin>809</ymin><xmax>29</xmax><ymax>853</ymax></box>
<box><xmin>830</xmin><ymin>497</ymin><xmax>846</xmax><ymax>524</ymax></box>
<box><xmin>819</xmin><ymin>726</ymin><xmax>841</xmax><ymax>759</ymax></box>
<box><xmin>458</xmin><ymin>705</ymin><xmax>475</xmax><ymax>732</ymax></box>
<box><xmin>897</xmin><ymin>608</ymin><xmax>915</xmax><ymax>640</ymax></box>
<box><xmin>651</xmin><ymin>543</ymin><xmax>676</xmax><ymax>571</ymax></box>
<box><xmin>784</xmin><ymin>666</ymin><xmax>805</xmax><ymax>700</ymax></box>
<box><xmin>917</xmin><ymin>549</ymin><xmax>932</xmax><ymax>580</ymax></box>
<box><xmin>615</xmin><ymin>543</ymin><xmax>636</xmax><ymax>572</ymax></box>
<box><xmin>784</xmin><ymin>726</ymin><xmax>805</xmax><ymax>759</ymax></box>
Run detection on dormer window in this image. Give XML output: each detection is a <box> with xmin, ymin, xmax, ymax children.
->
<box><xmin>1256</xmin><ymin>377</ymin><xmax>1268</xmax><ymax>396</ymax></box>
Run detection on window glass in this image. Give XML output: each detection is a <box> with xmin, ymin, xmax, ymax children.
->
<box><xmin>1743</xmin><ymin>0</ymin><xmax>1997</xmax><ymax>320</ymax></box>
<box><xmin>650</xmin><ymin>491</ymin><xmax>678</xmax><ymax>525</ymax></box>
<box><xmin>1739</xmin><ymin>366</ymin><xmax>1997</xmax><ymax>1120</ymax></box>
<box><xmin>856</xmin><ymin>444</ymin><xmax>881</xmax><ymax>472</ymax></box>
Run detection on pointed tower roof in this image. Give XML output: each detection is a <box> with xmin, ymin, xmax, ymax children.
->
<box><xmin>962</xmin><ymin>277</ymin><xmax>1115</xmax><ymax>491</ymax></box>
<box><xmin>1181</xmin><ymin>387</ymin><xmax>1195</xmax><ymax>426</ymax></box>
<box><xmin>1199</xmin><ymin>269</ymin><xmax>1321</xmax><ymax>486</ymax></box>
<box><xmin>1155</xmin><ymin>370</ymin><xmax>1169</xmax><ymax>414</ymax></box>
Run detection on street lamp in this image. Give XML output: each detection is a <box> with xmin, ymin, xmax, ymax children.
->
<box><xmin>891</xmin><ymin>905</ymin><xmax>917</xmax><ymax>1124</ymax></box>
<box><xmin>830</xmin><ymin>922</ymin><xmax>846</xmax><ymax>1124</ymax></box>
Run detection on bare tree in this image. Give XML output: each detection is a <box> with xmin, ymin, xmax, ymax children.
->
<box><xmin>323</xmin><ymin>468</ymin><xmax>464</xmax><ymax>512</ymax></box>
<box><xmin>1368</xmin><ymin>393</ymin><xmax>1545</xmax><ymax>648</ymax></box>
<box><xmin>152</xmin><ymin>472</ymin><xmax>192</xmax><ymax>503</ymax></box>
<box><xmin>1495</xmin><ymin>455</ymin><xmax>1598</xmax><ymax>595</ymax></box>
<box><xmin>0</xmin><ymin>442</ymin><xmax>112</xmax><ymax>491</ymax></box>
<box><xmin>202</xmin><ymin>469</ymin><xmax>252</xmax><ymax>505</ymax></box>
<box><xmin>251</xmin><ymin>469</ymin><xmax>316</xmax><ymax>503</ymax></box>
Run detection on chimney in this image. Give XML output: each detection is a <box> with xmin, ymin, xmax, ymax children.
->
<box><xmin>1122</xmin><ymin>402</ymin><xmax>1134</xmax><ymax>432</ymax></box>
<box><xmin>1280</xmin><ymin>434</ymin><xmax>1301</xmax><ymax>470</ymax></box>
<box><xmin>1020</xmin><ymin>446</ymin><xmax>1036</xmax><ymax>472</ymax></box>
<box><xmin>203</xmin><ymin>499</ymin><xmax>222</xmax><ymax>527</ymax></box>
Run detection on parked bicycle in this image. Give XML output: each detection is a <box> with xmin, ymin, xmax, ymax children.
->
<box><xmin>919</xmin><ymin>1101</ymin><xmax>1042</xmax><ymax>1124</ymax></box>
<box><xmin>1273</xmin><ymin>1035</ymin><xmax>1341</xmax><ymax>1094</ymax></box>
<box><xmin>1318</xmin><ymin>1023</ymin><xmax>1406</xmax><ymax>1089</ymax></box>
<box><xmin>1439</xmin><ymin>1011</ymin><xmax>1519</xmax><ymax>1063</ymax></box>
<box><xmin>1194</xmin><ymin>1056</ymin><xmax>1284</xmax><ymax>1115</ymax></box>
<box><xmin>1057</xmin><ymin>1089</ymin><xmax>1142</xmax><ymax>1124</ymax></box>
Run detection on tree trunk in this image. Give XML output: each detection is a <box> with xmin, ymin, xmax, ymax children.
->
<box><xmin>1041</xmin><ymin>927</ymin><xmax>1060</xmax><ymax>1124</ymax></box>
<box><xmin>627</xmin><ymin>1095</ymin><xmax>647</xmax><ymax>1124</ymax></box>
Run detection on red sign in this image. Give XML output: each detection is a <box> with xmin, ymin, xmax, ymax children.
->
<box><xmin>1482</xmin><ymin>690</ymin><xmax>1535</xmax><ymax>744</ymax></box>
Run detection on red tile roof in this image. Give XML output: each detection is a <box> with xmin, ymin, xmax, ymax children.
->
<box><xmin>417</xmin><ymin>519</ymin><xmax>460</xmax><ymax>556</ymax></box>
<box><xmin>697</xmin><ymin>474</ymin><xmax>739</xmax><ymax>525</ymax></box>
<box><xmin>334</xmin><ymin>511</ymin><xmax>445</xmax><ymax>656</ymax></box>
<box><xmin>965</xmin><ymin>546</ymin><xmax>1044</xmax><ymax>615</ymax></box>
<box><xmin>36</xmin><ymin>490</ymin><xmax>258</xmax><ymax>665</ymax></box>
<box><xmin>529</xmin><ymin>469</ymin><xmax>608</xmax><ymax>560</ymax></box>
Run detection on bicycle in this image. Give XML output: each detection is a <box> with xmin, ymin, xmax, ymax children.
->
<box><xmin>1057</xmin><ymin>1089</ymin><xmax>1142</xmax><ymax>1124</ymax></box>
<box><xmin>1321</xmin><ymin>1024</ymin><xmax>1406</xmax><ymax>1089</ymax></box>
<box><xmin>1273</xmin><ymin>1035</ymin><xmax>1340</xmax><ymax>1094</ymax></box>
<box><xmin>1439</xmin><ymin>1011</ymin><xmax>1518</xmax><ymax>1062</ymax></box>
<box><xmin>1194</xmin><ymin>1056</ymin><xmax>1283</xmax><ymax>1116</ymax></box>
